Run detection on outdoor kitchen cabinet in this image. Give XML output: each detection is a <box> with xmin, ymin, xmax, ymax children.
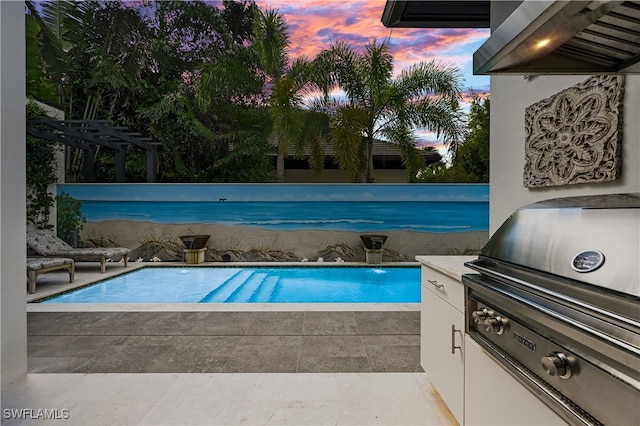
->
<box><xmin>418</xmin><ymin>256</ymin><xmax>567</xmax><ymax>426</ymax></box>
<box><xmin>417</xmin><ymin>256</ymin><xmax>471</xmax><ymax>425</ymax></box>
<box><xmin>464</xmin><ymin>336</ymin><xmax>567</xmax><ymax>425</ymax></box>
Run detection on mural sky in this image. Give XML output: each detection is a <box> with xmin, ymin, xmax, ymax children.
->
<box><xmin>254</xmin><ymin>0</ymin><xmax>491</xmax><ymax>151</ymax></box>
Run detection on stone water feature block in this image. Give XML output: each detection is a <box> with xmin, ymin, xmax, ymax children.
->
<box><xmin>181</xmin><ymin>235</ymin><xmax>210</xmax><ymax>264</ymax></box>
<box><xmin>365</xmin><ymin>249</ymin><xmax>383</xmax><ymax>264</ymax></box>
<box><xmin>184</xmin><ymin>248</ymin><xmax>206</xmax><ymax>264</ymax></box>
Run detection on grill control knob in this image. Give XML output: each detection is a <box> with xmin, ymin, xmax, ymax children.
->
<box><xmin>483</xmin><ymin>316</ymin><xmax>505</xmax><ymax>334</ymax></box>
<box><xmin>541</xmin><ymin>352</ymin><xmax>572</xmax><ymax>379</ymax></box>
<box><xmin>472</xmin><ymin>309</ymin><xmax>491</xmax><ymax>324</ymax></box>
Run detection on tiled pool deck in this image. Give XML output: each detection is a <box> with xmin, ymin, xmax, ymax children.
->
<box><xmin>27</xmin><ymin>310</ymin><xmax>421</xmax><ymax>374</ymax></box>
<box><xmin>1</xmin><ymin>262</ymin><xmax>458</xmax><ymax>425</ymax></box>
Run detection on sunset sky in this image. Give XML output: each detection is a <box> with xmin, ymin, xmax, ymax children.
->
<box><xmin>253</xmin><ymin>0</ymin><xmax>491</xmax><ymax>151</ymax></box>
<box><xmin>254</xmin><ymin>0</ymin><xmax>490</xmax><ymax>93</ymax></box>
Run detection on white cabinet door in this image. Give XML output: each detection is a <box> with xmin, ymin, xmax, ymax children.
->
<box><xmin>422</xmin><ymin>284</ymin><xmax>465</xmax><ymax>424</ymax></box>
<box><xmin>464</xmin><ymin>336</ymin><xmax>567</xmax><ymax>426</ymax></box>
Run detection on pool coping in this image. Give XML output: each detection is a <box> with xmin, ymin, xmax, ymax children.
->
<box><xmin>27</xmin><ymin>261</ymin><xmax>422</xmax><ymax>312</ymax></box>
<box><xmin>27</xmin><ymin>302</ymin><xmax>420</xmax><ymax>312</ymax></box>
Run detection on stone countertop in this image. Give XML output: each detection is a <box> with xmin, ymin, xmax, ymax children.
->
<box><xmin>414</xmin><ymin>255</ymin><xmax>477</xmax><ymax>282</ymax></box>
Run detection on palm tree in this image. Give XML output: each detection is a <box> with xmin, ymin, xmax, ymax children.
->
<box><xmin>316</xmin><ymin>40</ymin><xmax>465</xmax><ymax>183</ymax></box>
<box><xmin>195</xmin><ymin>6</ymin><xmax>326</xmax><ymax>183</ymax></box>
<box><xmin>252</xmin><ymin>8</ymin><xmax>327</xmax><ymax>183</ymax></box>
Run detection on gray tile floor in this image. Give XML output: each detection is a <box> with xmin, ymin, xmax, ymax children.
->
<box><xmin>28</xmin><ymin>311</ymin><xmax>422</xmax><ymax>374</ymax></box>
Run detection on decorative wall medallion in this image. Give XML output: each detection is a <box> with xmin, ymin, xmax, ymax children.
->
<box><xmin>523</xmin><ymin>75</ymin><xmax>624</xmax><ymax>188</ymax></box>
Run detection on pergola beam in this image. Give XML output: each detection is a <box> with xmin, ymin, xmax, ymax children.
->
<box><xmin>26</xmin><ymin>127</ymin><xmax>87</xmax><ymax>151</ymax></box>
<box><xmin>88</xmin><ymin>120</ymin><xmax>155</xmax><ymax>151</ymax></box>
<box><xmin>29</xmin><ymin>120</ymin><xmax>124</xmax><ymax>151</ymax></box>
<box><xmin>27</xmin><ymin>119</ymin><xmax>159</xmax><ymax>182</ymax></box>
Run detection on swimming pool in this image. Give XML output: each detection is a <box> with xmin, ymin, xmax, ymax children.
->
<box><xmin>41</xmin><ymin>266</ymin><xmax>421</xmax><ymax>303</ymax></box>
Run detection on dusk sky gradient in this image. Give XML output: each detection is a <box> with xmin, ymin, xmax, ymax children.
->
<box><xmin>253</xmin><ymin>0</ymin><xmax>491</xmax><ymax>150</ymax></box>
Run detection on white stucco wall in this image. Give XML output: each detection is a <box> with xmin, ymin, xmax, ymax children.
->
<box><xmin>1</xmin><ymin>1</ymin><xmax>28</xmax><ymax>385</ymax></box>
<box><xmin>490</xmin><ymin>74</ymin><xmax>640</xmax><ymax>233</ymax></box>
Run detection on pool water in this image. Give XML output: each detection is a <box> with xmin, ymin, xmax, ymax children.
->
<box><xmin>41</xmin><ymin>266</ymin><xmax>421</xmax><ymax>303</ymax></box>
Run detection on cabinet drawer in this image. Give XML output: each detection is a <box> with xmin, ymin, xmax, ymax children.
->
<box><xmin>421</xmin><ymin>266</ymin><xmax>465</xmax><ymax>312</ymax></box>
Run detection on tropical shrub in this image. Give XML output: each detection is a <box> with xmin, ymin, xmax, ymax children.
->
<box><xmin>26</xmin><ymin>100</ymin><xmax>59</xmax><ymax>230</ymax></box>
<box><xmin>56</xmin><ymin>192</ymin><xmax>86</xmax><ymax>244</ymax></box>
<box><xmin>416</xmin><ymin>95</ymin><xmax>489</xmax><ymax>183</ymax></box>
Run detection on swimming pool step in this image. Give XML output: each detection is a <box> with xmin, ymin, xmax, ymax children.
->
<box><xmin>199</xmin><ymin>270</ymin><xmax>255</xmax><ymax>303</ymax></box>
<box><xmin>224</xmin><ymin>272</ymin><xmax>268</xmax><ymax>302</ymax></box>
<box><xmin>248</xmin><ymin>276</ymin><xmax>280</xmax><ymax>302</ymax></box>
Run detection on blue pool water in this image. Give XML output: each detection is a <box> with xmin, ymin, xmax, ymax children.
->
<box><xmin>41</xmin><ymin>267</ymin><xmax>420</xmax><ymax>304</ymax></box>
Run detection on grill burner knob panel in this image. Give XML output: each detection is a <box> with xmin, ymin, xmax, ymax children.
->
<box><xmin>541</xmin><ymin>352</ymin><xmax>573</xmax><ymax>379</ymax></box>
<box><xmin>484</xmin><ymin>316</ymin><xmax>506</xmax><ymax>334</ymax></box>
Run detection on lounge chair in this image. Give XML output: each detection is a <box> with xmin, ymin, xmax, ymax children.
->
<box><xmin>27</xmin><ymin>257</ymin><xmax>74</xmax><ymax>294</ymax></box>
<box><xmin>27</xmin><ymin>230</ymin><xmax>130</xmax><ymax>273</ymax></box>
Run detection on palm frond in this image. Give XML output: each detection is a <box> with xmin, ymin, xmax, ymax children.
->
<box><xmin>25</xmin><ymin>1</ymin><xmax>67</xmax><ymax>82</ymax></box>
<box><xmin>307</xmin><ymin>134</ymin><xmax>327</xmax><ymax>175</ymax></box>
<box><xmin>253</xmin><ymin>8</ymin><xmax>289</xmax><ymax>79</ymax></box>
<box><xmin>364</xmin><ymin>40</ymin><xmax>394</xmax><ymax>104</ymax></box>
<box><xmin>289</xmin><ymin>56</ymin><xmax>319</xmax><ymax>94</ymax></box>
<box><xmin>26</xmin><ymin>14</ymin><xmax>57</xmax><ymax>102</ymax></box>
<box><xmin>330</xmin><ymin>106</ymin><xmax>368</xmax><ymax>182</ymax></box>
<box><xmin>397</xmin><ymin>60</ymin><xmax>463</xmax><ymax>106</ymax></box>
<box><xmin>322</xmin><ymin>41</ymin><xmax>367</xmax><ymax>104</ymax></box>
<box><xmin>270</xmin><ymin>78</ymin><xmax>305</xmax><ymax>156</ymax></box>
<box><xmin>378</xmin><ymin>121</ymin><xmax>428</xmax><ymax>182</ymax></box>
<box><xmin>299</xmin><ymin>110</ymin><xmax>330</xmax><ymax>174</ymax></box>
<box><xmin>408</xmin><ymin>99</ymin><xmax>466</xmax><ymax>152</ymax></box>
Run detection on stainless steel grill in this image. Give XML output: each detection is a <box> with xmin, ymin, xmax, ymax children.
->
<box><xmin>463</xmin><ymin>193</ymin><xmax>640</xmax><ymax>426</ymax></box>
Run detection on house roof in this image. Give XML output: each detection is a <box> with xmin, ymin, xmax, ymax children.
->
<box><xmin>286</xmin><ymin>139</ymin><xmax>442</xmax><ymax>163</ymax></box>
<box><xmin>381</xmin><ymin>1</ymin><xmax>490</xmax><ymax>28</ymax></box>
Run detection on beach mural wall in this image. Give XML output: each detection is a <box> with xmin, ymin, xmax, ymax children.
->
<box><xmin>57</xmin><ymin>183</ymin><xmax>489</xmax><ymax>262</ymax></box>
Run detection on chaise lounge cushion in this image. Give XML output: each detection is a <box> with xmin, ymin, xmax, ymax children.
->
<box><xmin>27</xmin><ymin>230</ymin><xmax>129</xmax><ymax>273</ymax></box>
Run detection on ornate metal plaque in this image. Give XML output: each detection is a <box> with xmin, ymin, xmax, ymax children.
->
<box><xmin>524</xmin><ymin>75</ymin><xmax>624</xmax><ymax>188</ymax></box>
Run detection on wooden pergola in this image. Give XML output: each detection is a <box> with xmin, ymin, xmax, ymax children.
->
<box><xmin>26</xmin><ymin>119</ymin><xmax>160</xmax><ymax>182</ymax></box>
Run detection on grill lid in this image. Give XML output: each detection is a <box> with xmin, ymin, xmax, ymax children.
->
<box><xmin>481</xmin><ymin>193</ymin><xmax>640</xmax><ymax>297</ymax></box>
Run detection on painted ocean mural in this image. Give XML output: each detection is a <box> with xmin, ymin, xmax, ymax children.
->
<box><xmin>58</xmin><ymin>183</ymin><xmax>489</xmax><ymax>233</ymax></box>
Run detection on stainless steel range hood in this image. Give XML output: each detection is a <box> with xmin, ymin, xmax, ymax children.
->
<box><xmin>474</xmin><ymin>0</ymin><xmax>640</xmax><ymax>74</ymax></box>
